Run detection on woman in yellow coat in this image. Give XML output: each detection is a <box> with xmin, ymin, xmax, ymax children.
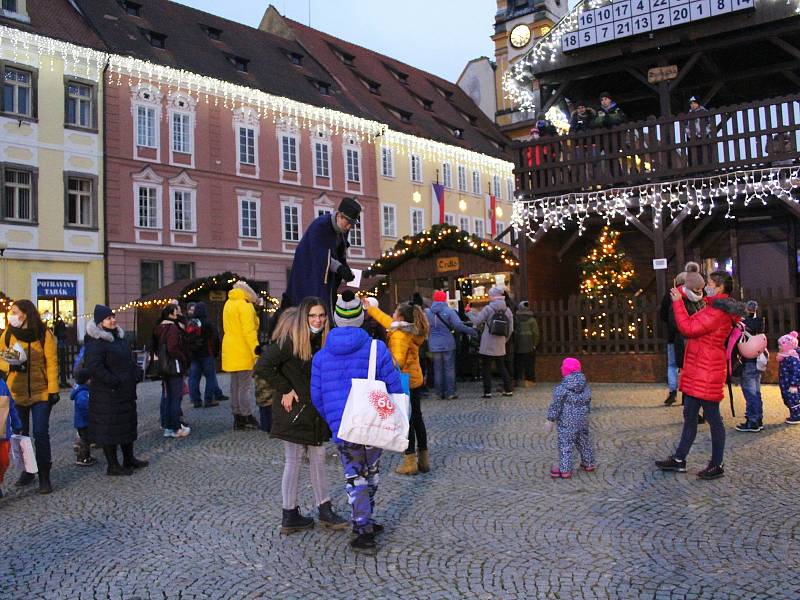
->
<box><xmin>222</xmin><ymin>281</ymin><xmax>261</xmax><ymax>430</ymax></box>
<box><xmin>0</xmin><ymin>300</ymin><xmax>59</xmax><ymax>493</ymax></box>
<box><xmin>363</xmin><ymin>298</ymin><xmax>430</xmax><ymax>475</ymax></box>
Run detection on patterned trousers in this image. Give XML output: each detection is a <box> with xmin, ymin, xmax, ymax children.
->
<box><xmin>336</xmin><ymin>441</ymin><xmax>382</xmax><ymax>534</ymax></box>
<box><xmin>557</xmin><ymin>426</ymin><xmax>595</xmax><ymax>473</ymax></box>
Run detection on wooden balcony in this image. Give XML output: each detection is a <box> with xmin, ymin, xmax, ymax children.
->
<box><xmin>514</xmin><ymin>94</ymin><xmax>800</xmax><ymax>197</ymax></box>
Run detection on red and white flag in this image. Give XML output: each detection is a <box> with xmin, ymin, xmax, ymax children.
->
<box><xmin>431</xmin><ymin>183</ymin><xmax>446</xmax><ymax>225</ymax></box>
<box><xmin>485</xmin><ymin>194</ymin><xmax>497</xmax><ymax>237</ymax></box>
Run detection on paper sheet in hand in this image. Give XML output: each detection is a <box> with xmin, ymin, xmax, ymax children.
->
<box><xmin>347</xmin><ymin>268</ymin><xmax>362</xmax><ymax>289</ymax></box>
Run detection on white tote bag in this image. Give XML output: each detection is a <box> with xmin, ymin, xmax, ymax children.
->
<box><xmin>10</xmin><ymin>434</ymin><xmax>38</xmax><ymax>474</ymax></box>
<box><xmin>337</xmin><ymin>340</ymin><xmax>411</xmax><ymax>452</ymax></box>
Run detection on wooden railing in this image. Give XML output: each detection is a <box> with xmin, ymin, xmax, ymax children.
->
<box><xmin>515</xmin><ymin>94</ymin><xmax>800</xmax><ymax>196</ymax></box>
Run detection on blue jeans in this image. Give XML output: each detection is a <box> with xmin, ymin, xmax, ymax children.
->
<box><xmin>666</xmin><ymin>343</ymin><xmax>678</xmax><ymax>392</ymax></box>
<box><xmin>429</xmin><ymin>350</ymin><xmax>456</xmax><ymax>397</ymax></box>
<box><xmin>16</xmin><ymin>401</ymin><xmax>52</xmax><ymax>467</ymax></box>
<box><xmin>161</xmin><ymin>376</ymin><xmax>184</xmax><ymax>432</ymax></box>
<box><xmin>675</xmin><ymin>395</ymin><xmax>725</xmax><ymax>467</ymax></box>
<box><xmin>740</xmin><ymin>361</ymin><xmax>762</xmax><ymax>421</ymax></box>
<box><xmin>188</xmin><ymin>356</ymin><xmax>223</xmax><ymax>405</ymax></box>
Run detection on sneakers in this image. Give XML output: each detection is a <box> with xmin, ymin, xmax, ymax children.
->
<box><xmin>350</xmin><ymin>532</ymin><xmax>377</xmax><ymax>552</ymax></box>
<box><xmin>75</xmin><ymin>455</ymin><xmax>97</xmax><ymax>467</ymax></box>
<box><xmin>481</xmin><ymin>393</ymin><xmax>493</xmax><ymax>398</ymax></box>
<box><xmin>697</xmin><ymin>463</ymin><xmax>724</xmax><ymax>480</ymax></box>
<box><xmin>502</xmin><ymin>391</ymin><xmax>514</xmax><ymax>397</ymax></box>
<box><xmin>164</xmin><ymin>428</ymin><xmax>189</xmax><ymax>438</ymax></box>
<box><xmin>786</xmin><ymin>414</ymin><xmax>800</xmax><ymax>425</ymax></box>
<box><xmin>655</xmin><ymin>456</ymin><xmax>687</xmax><ymax>472</ymax></box>
<box><xmin>580</xmin><ymin>463</ymin><xmax>596</xmax><ymax>472</ymax></box>
<box><xmin>735</xmin><ymin>419</ymin><xmax>763</xmax><ymax>432</ymax></box>
<box><xmin>664</xmin><ymin>390</ymin><xmax>677</xmax><ymax>405</ymax></box>
<box><xmin>550</xmin><ymin>466</ymin><xmax>572</xmax><ymax>479</ymax></box>
<box><xmin>179</xmin><ymin>425</ymin><xmax>191</xmax><ymax>436</ymax></box>
<box><xmin>446</xmin><ymin>394</ymin><xmax>458</xmax><ymax>400</ymax></box>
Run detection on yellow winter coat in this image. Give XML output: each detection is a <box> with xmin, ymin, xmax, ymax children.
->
<box><xmin>366</xmin><ymin>305</ymin><xmax>425</xmax><ymax>389</ymax></box>
<box><xmin>0</xmin><ymin>329</ymin><xmax>59</xmax><ymax>406</ymax></box>
<box><xmin>222</xmin><ymin>285</ymin><xmax>260</xmax><ymax>372</ymax></box>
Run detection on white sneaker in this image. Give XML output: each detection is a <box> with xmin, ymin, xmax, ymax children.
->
<box><xmin>164</xmin><ymin>429</ymin><xmax>178</xmax><ymax>438</ymax></box>
<box><xmin>177</xmin><ymin>426</ymin><xmax>190</xmax><ymax>437</ymax></box>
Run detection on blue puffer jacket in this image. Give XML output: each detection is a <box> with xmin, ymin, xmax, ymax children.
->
<box><xmin>778</xmin><ymin>355</ymin><xmax>800</xmax><ymax>408</ymax></box>
<box><xmin>1</xmin><ymin>379</ymin><xmax>21</xmax><ymax>441</ymax></box>
<box><xmin>426</xmin><ymin>302</ymin><xmax>476</xmax><ymax>352</ymax></box>
<box><xmin>311</xmin><ymin>326</ymin><xmax>403</xmax><ymax>443</ymax></box>
<box><xmin>71</xmin><ymin>383</ymin><xmax>90</xmax><ymax>430</ymax></box>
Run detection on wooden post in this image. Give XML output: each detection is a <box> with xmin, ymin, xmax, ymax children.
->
<box><xmin>675</xmin><ymin>225</ymin><xmax>685</xmax><ymax>274</ymax></box>
<box><xmin>517</xmin><ymin>227</ymin><xmax>529</xmax><ymax>300</ymax></box>
<box><xmin>654</xmin><ymin>207</ymin><xmax>667</xmax><ymax>299</ymax></box>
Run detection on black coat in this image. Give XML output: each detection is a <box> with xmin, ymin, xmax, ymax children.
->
<box><xmin>84</xmin><ymin>322</ymin><xmax>138</xmax><ymax>445</ymax></box>
<box><xmin>254</xmin><ymin>334</ymin><xmax>331</xmax><ymax>446</ymax></box>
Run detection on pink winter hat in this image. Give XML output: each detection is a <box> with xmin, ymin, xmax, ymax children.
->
<box><xmin>561</xmin><ymin>357</ymin><xmax>582</xmax><ymax>377</ymax></box>
<box><xmin>433</xmin><ymin>290</ymin><xmax>447</xmax><ymax>302</ymax></box>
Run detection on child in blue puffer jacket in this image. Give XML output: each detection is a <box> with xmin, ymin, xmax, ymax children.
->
<box><xmin>777</xmin><ymin>331</ymin><xmax>800</xmax><ymax>424</ymax></box>
<box><xmin>1</xmin><ymin>377</ymin><xmax>22</xmax><ymax>498</ymax></box>
<box><xmin>71</xmin><ymin>368</ymin><xmax>96</xmax><ymax>466</ymax></box>
<box><xmin>311</xmin><ymin>291</ymin><xmax>402</xmax><ymax>554</ymax></box>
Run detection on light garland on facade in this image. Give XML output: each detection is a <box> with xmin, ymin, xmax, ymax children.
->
<box><xmin>77</xmin><ymin>298</ymin><xmax>176</xmax><ymax>321</ymax></box>
<box><xmin>512</xmin><ymin>166</ymin><xmax>800</xmax><ymax>240</ymax></box>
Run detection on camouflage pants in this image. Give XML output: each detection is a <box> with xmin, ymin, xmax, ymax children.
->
<box><xmin>336</xmin><ymin>441</ymin><xmax>382</xmax><ymax>534</ymax></box>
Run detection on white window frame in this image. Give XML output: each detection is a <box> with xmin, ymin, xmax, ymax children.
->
<box><xmin>3</xmin><ymin>65</ymin><xmax>32</xmax><ymax>117</ymax></box>
<box><xmin>346</xmin><ymin>147</ymin><xmax>361</xmax><ymax>183</ymax></box>
<box><xmin>281</xmin><ymin>134</ymin><xmax>299</xmax><ymax>172</ymax></box>
<box><xmin>233</xmin><ymin>107</ymin><xmax>260</xmax><ymax>178</ymax></box>
<box><xmin>239</xmin><ymin>196</ymin><xmax>260</xmax><ymax>239</ymax></box>
<box><xmin>444</xmin><ymin>212</ymin><xmax>455</xmax><ymax>226</ymax></box>
<box><xmin>66</xmin><ymin>80</ymin><xmax>93</xmax><ymax>129</ymax></box>
<box><xmin>410</xmin><ymin>207</ymin><xmax>425</xmax><ymax>235</ymax></box>
<box><xmin>492</xmin><ymin>175</ymin><xmax>501</xmax><ymax>199</ymax></box>
<box><xmin>410</xmin><ymin>154</ymin><xmax>422</xmax><ymax>183</ymax></box>
<box><xmin>381</xmin><ymin>203</ymin><xmax>397</xmax><ymax>238</ymax></box>
<box><xmin>171</xmin><ymin>112</ymin><xmax>192</xmax><ymax>154</ymax></box>
<box><xmin>170</xmin><ymin>188</ymin><xmax>196</xmax><ymax>232</ymax></box>
<box><xmin>168</xmin><ymin>93</ymin><xmax>196</xmax><ymax>168</ymax></box>
<box><xmin>496</xmin><ymin>220</ymin><xmax>506</xmax><ymax>237</ymax></box>
<box><xmin>457</xmin><ymin>165</ymin><xmax>467</xmax><ymax>192</ymax></box>
<box><xmin>131</xmin><ymin>85</ymin><xmax>162</xmax><ymax>163</ymax></box>
<box><xmin>3</xmin><ymin>168</ymin><xmax>33</xmax><ymax>222</ymax></box>
<box><xmin>507</xmin><ymin>177</ymin><xmax>515</xmax><ymax>203</ymax></box>
<box><xmin>281</xmin><ymin>201</ymin><xmax>302</xmax><ymax>242</ymax></box>
<box><xmin>349</xmin><ymin>219</ymin><xmax>364</xmax><ymax>247</ymax></box>
<box><xmin>442</xmin><ymin>162</ymin><xmax>452</xmax><ymax>189</ymax></box>
<box><xmin>314</xmin><ymin>140</ymin><xmax>330</xmax><ymax>178</ymax></box>
<box><xmin>459</xmin><ymin>215</ymin><xmax>470</xmax><ymax>232</ymax></box>
<box><xmin>66</xmin><ymin>176</ymin><xmax>93</xmax><ymax>227</ymax></box>
<box><xmin>135</xmin><ymin>184</ymin><xmax>160</xmax><ymax>230</ymax></box>
<box><xmin>137</xmin><ymin>106</ymin><xmax>157</xmax><ymax>148</ymax></box>
<box><xmin>239</xmin><ymin>127</ymin><xmax>256</xmax><ymax>165</ymax></box>
<box><xmin>473</xmin><ymin>217</ymin><xmax>485</xmax><ymax>238</ymax></box>
<box><xmin>472</xmin><ymin>170</ymin><xmax>481</xmax><ymax>196</ymax></box>
<box><xmin>381</xmin><ymin>146</ymin><xmax>395</xmax><ymax>178</ymax></box>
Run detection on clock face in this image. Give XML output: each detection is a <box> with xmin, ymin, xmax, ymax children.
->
<box><xmin>510</xmin><ymin>24</ymin><xmax>531</xmax><ymax>48</ymax></box>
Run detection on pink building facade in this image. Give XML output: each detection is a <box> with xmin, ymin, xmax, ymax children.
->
<box><xmin>104</xmin><ymin>76</ymin><xmax>380</xmax><ymax>329</ymax></box>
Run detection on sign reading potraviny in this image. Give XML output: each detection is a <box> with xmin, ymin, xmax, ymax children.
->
<box><xmin>36</xmin><ymin>279</ymin><xmax>77</xmax><ymax>298</ymax></box>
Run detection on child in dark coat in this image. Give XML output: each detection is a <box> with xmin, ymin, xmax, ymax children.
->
<box><xmin>1</xmin><ymin>378</ymin><xmax>21</xmax><ymax>498</ymax></box>
<box><xmin>545</xmin><ymin>358</ymin><xmax>595</xmax><ymax>478</ymax></box>
<box><xmin>71</xmin><ymin>368</ymin><xmax>96</xmax><ymax>466</ymax></box>
<box><xmin>777</xmin><ymin>331</ymin><xmax>800</xmax><ymax>424</ymax></box>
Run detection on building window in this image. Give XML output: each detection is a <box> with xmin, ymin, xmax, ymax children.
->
<box><xmin>316</xmin><ymin>81</ymin><xmax>331</xmax><ymax>96</ymax></box>
<box><xmin>493</xmin><ymin>175</ymin><xmax>501</xmax><ymax>199</ymax></box>
<box><xmin>442</xmin><ymin>162</ymin><xmax>452</xmax><ymax>189</ymax></box>
<box><xmin>314</xmin><ymin>142</ymin><xmax>330</xmax><ymax>177</ymax></box>
<box><xmin>201</xmin><ymin>25</ymin><xmax>221</xmax><ymax>40</ymax></box>
<box><xmin>147</xmin><ymin>31</ymin><xmax>166</xmax><ymax>49</ymax></box>
<box><xmin>381</xmin><ymin>147</ymin><xmax>394</xmax><ymax>178</ymax></box>
<box><xmin>171</xmin><ymin>112</ymin><xmax>192</xmax><ymax>154</ymax></box>
<box><xmin>239</xmin><ymin>127</ymin><xmax>255</xmax><ymax>165</ymax></box>
<box><xmin>136</xmin><ymin>185</ymin><xmax>158</xmax><ymax>229</ymax></box>
<box><xmin>281</xmin><ymin>135</ymin><xmax>298</xmax><ymax>172</ymax></box>
<box><xmin>411</xmin><ymin>207</ymin><xmax>424</xmax><ymax>235</ymax></box>
<box><xmin>457</xmin><ymin>165</ymin><xmax>467</xmax><ymax>192</ymax></box>
<box><xmin>124</xmin><ymin>1</ymin><xmax>141</xmax><ymax>16</ymax></box>
<box><xmin>2</xmin><ymin>66</ymin><xmax>32</xmax><ymax>117</ymax></box>
<box><xmin>381</xmin><ymin>204</ymin><xmax>396</xmax><ymax>237</ymax></box>
<box><xmin>474</xmin><ymin>218</ymin><xmax>485</xmax><ymax>238</ymax></box>
<box><xmin>459</xmin><ymin>215</ymin><xmax>470</xmax><ymax>232</ymax></box>
<box><xmin>507</xmin><ymin>178</ymin><xmax>515</xmax><ymax>201</ymax></box>
<box><xmin>317</xmin><ymin>206</ymin><xmax>333</xmax><ymax>217</ymax></box>
<box><xmin>174</xmin><ymin>261</ymin><xmax>194</xmax><ymax>281</ymax></box>
<box><xmin>346</xmin><ymin>148</ymin><xmax>360</xmax><ymax>183</ymax></box>
<box><xmin>2</xmin><ymin>0</ymin><xmax>17</xmax><ymax>11</ymax></box>
<box><xmin>66</xmin><ymin>177</ymin><xmax>92</xmax><ymax>227</ymax></box>
<box><xmin>171</xmin><ymin>189</ymin><xmax>195</xmax><ymax>231</ymax></box>
<box><xmin>282</xmin><ymin>203</ymin><xmax>300</xmax><ymax>241</ymax></box>
<box><xmin>410</xmin><ymin>154</ymin><xmax>422</xmax><ymax>183</ymax></box>
<box><xmin>472</xmin><ymin>170</ymin><xmax>481</xmax><ymax>195</ymax></box>
<box><xmin>444</xmin><ymin>213</ymin><xmax>455</xmax><ymax>226</ymax></box>
<box><xmin>496</xmin><ymin>221</ymin><xmax>506</xmax><ymax>236</ymax></box>
<box><xmin>228</xmin><ymin>55</ymin><xmax>249</xmax><ymax>72</ymax></box>
<box><xmin>3</xmin><ymin>168</ymin><xmax>33</xmax><ymax>221</ymax></box>
<box><xmin>289</xmin><ymin>52</ymin><xmax>303</xmax><ymax>66</ymax></box>
<box><xmin>350</xmin><ymin>220</ymin><xmax>363</xmax><ymax>247</ymax></box>
<box><xmin>66</xmin><ymin>81</ymin><xmax>93</xmax><ymax>128</ymax></box>
<box><xmin>240</xmin><ymin>197</ymin><xmax>259</xmax><ymax>238</ymax></box>
<box><xmin>137</xmin><ymin>105</ymin><xmax>157</xmax><ymax>148</ymax></box>
<box><xmin>140</xmin><ymin>261</ymin><xmax>162</xmax><ymax>296</ymax></box>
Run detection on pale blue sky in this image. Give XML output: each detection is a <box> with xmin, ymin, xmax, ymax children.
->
<box><xmin>174</xmin><ymin>0</ymin><xmax>497</xmax><ymax>82</ymax></box>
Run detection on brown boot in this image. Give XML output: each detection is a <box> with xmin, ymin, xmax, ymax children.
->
<box><xmin>394</xmin><ymin>453</ymin><xmax>418</xmax><ymax>475</ymax></box>
<box><xmin>417</xmin><ymin>450</ymin><xmax>430</xmax><ymax>473</ymax></box>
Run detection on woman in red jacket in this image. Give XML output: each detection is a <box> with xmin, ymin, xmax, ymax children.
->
<box><xmin>656</xmin><ymin>271</ymin><xmax>744</xmax><ymax>480</ymax></box>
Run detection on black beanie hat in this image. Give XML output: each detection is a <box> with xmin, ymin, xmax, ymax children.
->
<box><xmin>93</xmin><ymin>304</ymin><xmax>114</xmax><ymax>325</ymax></box>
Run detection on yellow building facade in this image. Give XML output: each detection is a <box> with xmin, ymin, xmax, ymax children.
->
<box><xmin>0</xmin><ymin>24</ymin><xmax>106</xmax><ymax>338</ymax></box>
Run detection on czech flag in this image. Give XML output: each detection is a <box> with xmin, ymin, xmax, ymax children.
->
<box><xmin>485</xmin><ymin>194</ymin><xmax>497</xmax><ymax>237</ymax></box>
<box><xmin>431</xmin><ymin>183</ymin><xmax>446</xmax><ymax>225</ymax></box>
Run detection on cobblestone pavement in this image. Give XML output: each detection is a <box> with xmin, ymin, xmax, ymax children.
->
<box><xmin>2</xmin><ymin>376</ymin><xmax>799</xmax><ymax>599</ymax></box>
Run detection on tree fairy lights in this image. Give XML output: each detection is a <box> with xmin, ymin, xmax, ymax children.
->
<box><xmin>512</xmin><ymin>166</ymin><xmax>800</xmax><ymax>241</ymax></box>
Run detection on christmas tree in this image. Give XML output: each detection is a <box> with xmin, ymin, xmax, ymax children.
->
<box><xmin>579</xmin><ymin>225</ymin><xmax>635</xmax><ymax>339</ymax></box>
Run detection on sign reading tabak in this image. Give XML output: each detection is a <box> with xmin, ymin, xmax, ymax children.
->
<box><xmin>436</xmin><ymin>257</ymin><xmax>460</xmax><ymax>273</ymax></box>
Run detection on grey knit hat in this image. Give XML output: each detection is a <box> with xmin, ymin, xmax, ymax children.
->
<box><xmin>488</xmin><ymin>286</ymin><xmax>504</xmax><ymax>298</ymax></box>
<box><xmin>745</xmin><ymin>300</ymin><xmax>758</xmax><ymax>313</ymax></box>
<box><xmin>334</xmin><ymin>290</ymin><xmax>364</xmax><ymax>328</ymax></box>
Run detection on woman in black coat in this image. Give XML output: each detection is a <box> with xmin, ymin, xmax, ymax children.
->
<box><xmin>84</xmin><ymin>305</ymin><xmax>148</xmax><ymax>476</ymax></box>
<box><xmin>254</xmin><ymin>296</ymin><xmax>347</xmax><ymax>534</ymax></box>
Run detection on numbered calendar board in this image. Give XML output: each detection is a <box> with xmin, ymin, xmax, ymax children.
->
<box><xmin>561</xmin><ymin>0</ymin><xmax>755</xmax><ymax>51</ymax></box>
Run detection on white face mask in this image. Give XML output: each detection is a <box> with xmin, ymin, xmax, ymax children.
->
<box><xmin>704</xmin><ymin>285</ymin><xmax>717</xmax><ymax>298</ymax></box>
<box><xmin>309</xmin><ymin>324</ymin><xmax>324</xmax><ymax>334</ymax></box>
<box><xmin>683</xmin><ymin>287</ymin><xmax>703</xmax><ymax>303</ymax></box>
<box><xmin>8</xmin><ymin>315</ymin><xmax>22</xmax><ymax>328</ymax></box>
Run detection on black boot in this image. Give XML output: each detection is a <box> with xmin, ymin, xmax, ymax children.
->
<box><xmin>103</xmin><ymin>445</ymin><xmax>132</xmax><ymax>476</ymax></box>
<box><xmin>664</xmin><ymin>390</ymin><xmax>677</xmax><ymax>405</ymax></box>
<box><xmin>280</xmin><ymin>507</ymin><xmax>314</xmax><ymax>534</ymax></box>
<box><xmin>37</xmin><ymin>462</ymin><xmax>53</xmax><ymax>494</ymax></box>
<box><xmin>15</xmin><ymin>471</ymin><xmax>35</xmax><ymax>487</ymax></box>
<box><xmin>233</xmin><ymin>415</ymin><xmax>247</xmax><ymax>430</ymax></box>
<box><xmin>350</xmin><ymin>532</ymin><xmax>377</xmax><ymax>552</ymax></box>
<box><xmin>318</xmin><ymin>501</ymin><xmax>348</xmax><ymax>530</ymax></box>
<box><xmin>121</xmin><ymin>443</ymin><xmax>149</xmax><ymax>470</ymax></box>
<box><xmin>244</xmin><ymin>414</ymin><xmax>260</xmax><ymax>430</ymax></box>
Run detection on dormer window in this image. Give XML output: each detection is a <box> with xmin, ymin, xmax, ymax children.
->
<box><xmin>385</xmin><ymin>105</ymin><xmax>412</xmax><ymax>124</ymax></box>
<box><xmin>143</xmin><ymin>30</ymin><xmax>166</xmax><ymax>49</ymax></box>
<box><xmin>453</xmin><ymin>128</ymin><xmax>464</xmax><ymax>139</ymax></box>
<box><xmin>341</xmin><ymin>52</ymin><xmax>355</xmax><ymax>66</ymax></box>
<box><xmin>316</xmin><ymin>81</ymin><xmax>331</xmax><ymax>96</ymax></box>
<box><xmin>423</xmin><ymin>99</ymin><xmax>433</xmax><ymax>111</ymax></box>
<box><xmin>289</xmin><ymin>52</ymin><xmax>304</xmax><ymax>66</ymax></box>
<box><xmin>201</xmin><ymin>25</ymin><xmax>222</xmax><ymax>40</ymax></box>
<box><xmin>430</xmin><ymin>82</ymin><xmax>454</xmax><ymax>101</ymax></box>
<box><xmin>459</xmin><ymin>111</ymin><xmax>478</xmax><ymax>125</ymax></box>
<box><xmin>123</xmin><ymin>1</ymin><xmax>142</xmax><ymax>16</ymax></box>
<box><xmin>385</xmin><ymin>65</ymin><xmax>409</xmax><ymax>85</ymax></box>
<box><xmin>227</xmin><ymin>55</ymin><xmax>249</xmax><ymax>73</ymax></box>
<box><xmin>361</xmin><ymin>78</ymin><xmax>380</xmax><ymax>95</ymax></box>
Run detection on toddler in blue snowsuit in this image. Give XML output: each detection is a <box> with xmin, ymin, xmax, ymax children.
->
<box><xmin>1</xmin><ymin>378</ymin><xmax>22</xmax><ymax>497</ymax></box>
<box><xmin>777</xmin><ymin>331</ymin><xmax>800</xmax><ymax>425</ymax></box>
<box><xmin>71</xmin><ymin>366</ymin><xmax>96</xmax><ymax>466</ymax></box>
<box><xmin>545</xmin><ymin>357</ymin><xmax>596</xmax><ymax>479</ymax></box>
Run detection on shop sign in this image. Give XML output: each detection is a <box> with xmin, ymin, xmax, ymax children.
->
<box><xmin>37</xmin><ymin>279</ymin><xmax>77</xmax><ymax>298</ymax></box>
<box><xmin>436</xmin><ymin>257</ymin><xmax>460</xmax><ymax>273</ymax></box>
<box><xmin>208</xmin><ymin>290</ymin><xmax>227</xmax><ymax>301</ymax></box>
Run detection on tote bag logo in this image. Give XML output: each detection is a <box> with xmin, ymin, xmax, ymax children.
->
<box><xmin>368</xmin><ymin>390</ymin><xmax>395</xmax><ymax>420</ymax></box>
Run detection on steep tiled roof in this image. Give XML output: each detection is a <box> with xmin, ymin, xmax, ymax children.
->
<box><xmin>277</xmin><ymin>16</ymin><xmax>510</xmax><ymax>159</ymax></box>
<box><xmin>71</xmin><ymin>0</ymin><xmax>363</xmax><ymax>115</ymax></box>
<box><xmin>0</xmin><ymin>0</ymin><xmax>105</xmax><ymax>50</ymax></box>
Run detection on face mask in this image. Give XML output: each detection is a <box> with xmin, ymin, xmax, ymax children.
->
<box><xmin>309</xmin><ymin>324</ymin><xmax>324</xmax><ymax>334</ymax></box>
<box><xmin>8</xmin><ymin>315</ymin><xmax>22</xmax><ymax>328</ymax></box>
<box><xmin>704</xmin><ymin>286</ymin><xmax>717</xmax><ymax>298</ymax></box>
<box><xmin>683</xmin><ymin>287</ymin><xmax>703</xmax><ymax>303</ymax></box>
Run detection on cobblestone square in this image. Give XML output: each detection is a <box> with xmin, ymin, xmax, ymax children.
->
<box><xmin>2</xmin><ymin>377</ymin><xmax>799</xmax><ymax>599</ymax></box>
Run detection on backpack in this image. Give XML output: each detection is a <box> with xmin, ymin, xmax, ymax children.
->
<box><xmin>184</xmin><ymin>318</ymin><xmax>205</xmax><ymax>354</ymax></box>
<box><xmin>487</xmin><ymin>308</ymin><xmax>510</xmax><ymax>337</ymax></box>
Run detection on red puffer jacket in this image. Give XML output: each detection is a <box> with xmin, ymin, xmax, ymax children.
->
<box><xmin>673</xmin><ymin>294</ymin><xmax>744</xmax><ymax>402</ymax></box>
